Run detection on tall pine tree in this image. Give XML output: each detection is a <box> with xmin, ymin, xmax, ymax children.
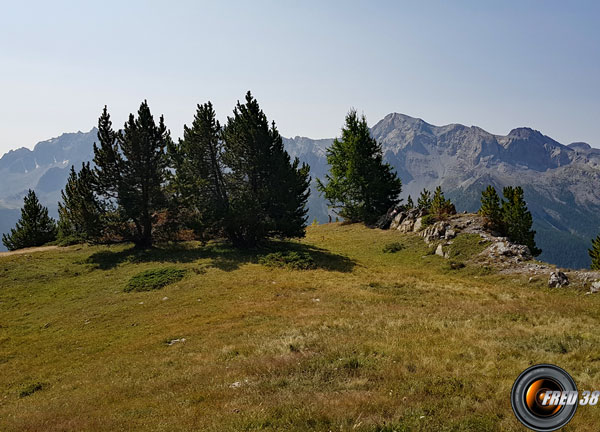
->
<box><xmin>501</xmin><ymin>186</ymin><xmax>541</xmax><ymax>256</ymax></box>
<box><xmin>92</xmin><ymin>102</ymin><xmax>171</xmax><ymax>248</ymax></box>
<box><xmin>317</xmin><ymin>110</ymin><xmax>401</xmax><ymax>224</ymax></box>
<box><xmin>2</xmin><ymin>190</ymin><xmax>57</xmax><ymax>250</ymax></box>
<box><xmin>58</xmin><ymin>163</ymin><xmax>104</xmax><ymax>243</ymax></box>
<box><xmin>221</xmin><ymin>92</ymin><xmax>310</xmax><ymax>246</ymax></box>
<box><xmin>478</xmin><ymin>185</ymin><xmax>503</xmax><ymax>230</ymax></box>
<box><xmin>430</xmin><ymin>186</ymin><xmax>455</xmax><ymax>219</ymax></box>
<box><xmin>589</xmin><ymin>234</ymin><xmax>600</xmax><ymax>270</ymax></box>
<box><xmin>417</xmin><ymin>189</ymin><xmax>432</xmax><ymax>212</ymax></box>
<box><xmin>168</xmin><ymin>102</ymin><xmax>227</xmax><ymax>237</ymax></box>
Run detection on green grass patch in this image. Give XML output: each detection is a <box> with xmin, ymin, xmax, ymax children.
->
<box><xmin>124</xmin><ymin>267</ymin><xmax>186</xmax><ymax>292</ymax></box>
<box><xmin>258</xmin><ymin>251</ymin><xmax>315</xmax><ymax>270</ymax></box>
<box><xmin>447</xmin><ymin>233</ymin><xmax>490</xmax><ymax>259</ymax></box>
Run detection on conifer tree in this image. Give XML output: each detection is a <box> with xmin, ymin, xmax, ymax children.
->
<box><xmin>501</xmin><ymin>186</ymin><xmax>541</xmax><ymax>256</ymax></box>
<box><xmin>589</xmin><ymin>234</ymin><xmax>600</xmax><ymax>270</ymax></box>
<box><xmin>406</xmin><ymin>195</ymin><xmax>414</xmax><ymax>209</ymax></box>
<box><xmin>478</xmin><ymin>185</ymin><xmax>503</xmax><ymax>230</ymax></box>
<box><xmin>430</xmin><ymin>186</ymin><xmax>455</xmax><ymax>219</ymax></box>
<box><xmin>168</xmin><ymin>102</ymin><xmax>227</xmax><ymax>237</ymax></box>
<box><xmin>417</xmin><ymin>189</ymin><xmax>432</xmax><ymax>212</ymax></box>
<box><xmin>221</xmin><ymin>92</ymin><xmax>310</xmax><ymax>246</ymax></box>
<box><xmin>317</xmin><ymin>110</ymin><xmax>402</xmax><ymax>224</ymax></box>
<box><xmin>2</xmin><ymin>190</ymin><xmax>57</xmax><ymax>250</ymax></box>
<box><xmin>92</xmin><ymin>102</ymin><xmax>171</xmax><ymax>248</ymax></box>
<box><xmin>58</xmin><ymin>163</ymin><xmax>104</xmax><ymax>243</ymax></box>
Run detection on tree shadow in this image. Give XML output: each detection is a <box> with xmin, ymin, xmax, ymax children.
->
<box><xmin>85</xmin><ymin>240</ymin><xmax>356</xmax><ymax>273</ymax></box>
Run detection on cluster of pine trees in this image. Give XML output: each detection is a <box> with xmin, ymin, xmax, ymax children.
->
<box><xmin>478</xmin><ymin>185</ymin><xmax>542</xmax><ymax>256</ymax></box>
<box><xmin>413</xmin><ymin>186</ymin><xmax>456</xmax><ymax>221</ymax></box>
<box><xmin>2</xmin><ymin>93</ymin><xmax>311</xmax><ymax>250</ymax></box>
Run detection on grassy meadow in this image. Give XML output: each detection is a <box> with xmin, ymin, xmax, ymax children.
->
<box><xmin>2</xmin><ymin>223</ymin><xmax>600</xmax><ymax>431</ymax></box>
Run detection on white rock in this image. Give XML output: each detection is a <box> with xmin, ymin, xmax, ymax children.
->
<box><xmin>548</xmin><ymin>271</ymin><xmax>569</xmax><ymax>288</ymax></box>
<box><xmin>413</xmin><ymin>217</ymin><xmax>423</xmax><ymax>232</ymax></box>
<box><xmin>435</xmin><ymin>244</ymin><xmax>445</xmax><ymax>257</ymax></box>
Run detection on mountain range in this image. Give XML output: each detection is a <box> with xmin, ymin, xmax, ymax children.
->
<box><xmin>2</xmin><ymin>114</ymin><xmax>599</xmax><ymax>268</ymax></box>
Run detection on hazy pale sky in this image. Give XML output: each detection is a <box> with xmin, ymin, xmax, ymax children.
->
<box><xmin>1</xmin><ymin>0</ymin><xmax>599</xmax><ymax>154</ymax></box>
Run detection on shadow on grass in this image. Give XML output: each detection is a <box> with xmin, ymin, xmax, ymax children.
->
<box><xmin>86</xmin><ymin>240</ymin><xmax>355</xmax><ymax>273</ymax></box>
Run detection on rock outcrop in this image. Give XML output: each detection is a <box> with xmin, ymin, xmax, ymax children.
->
<box><xmin>548</xmin><ymin>271</ymin><xmax>569</xmax><ymax>288</ymax></box>
<box><xmin>379</xmin><ymin>207</ymin><xmax>600</xmax><ymax>292</ymax></box>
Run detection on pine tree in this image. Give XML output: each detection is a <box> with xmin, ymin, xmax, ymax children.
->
<box><xmin>478</xmin><ymin>185</ymin><xmax>503</xmax><ymax>230</ymax></box>
<box><xmin>589</xmin><ymin>234</ymin><xmax>600</xmax><ymax>270</ymax></box>
<box><xmin>501</xmin><ymin>186</ymin><xmax>541</xmax><ymax>256</ymax></box>
<box><xmin>406</xmin><ymin>195</ymin><xmax>414</xmax><ymax>209</ymax></box>
<box><xmin>2</xmin><ymin>190</ymin><xmax>57</xmax><ymax>250</ymax></box>
<box><xmin>430</xmin><ymin>186</ymin><xmax>455</xmax><ymax>219</ymax></box>
<box><xmin>92</xmin><ymin>102</ymin><xmax>171</xmax><ymax>248</ymax></box>
<box><xmin>168</xmin><ymin>102</ymin><xmax>227</xmax><ymax>237</ymax></box>
<box><xmin>221</xmin><ymin>92</ymin><xmax>310</xmax><ymax>246</ymax></box>
<box><xmin>58</xmin><ymin>163</ymin><xmax>104</xmax><ymax>243</ymax></box>
<box><xmin>417</xmin><ymin>189</ymin><xmax>432</xmax><ymax>212</ymax></box>
<box><xmin>317</xmin><ymin>110</ymin><xmax>402</xmax><ymax>224</ymax></box>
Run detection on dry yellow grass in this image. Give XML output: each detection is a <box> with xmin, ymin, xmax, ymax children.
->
<box><xmin>1</xmin><ymin>223</ymin><xmax>600</xmax><ymax>431</ymax></box>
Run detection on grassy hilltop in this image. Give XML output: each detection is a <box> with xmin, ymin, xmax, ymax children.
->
<box><xmin>2</xmin><ymin>224</ymin><xmax>600</xmax><ymax>431</ymax></box>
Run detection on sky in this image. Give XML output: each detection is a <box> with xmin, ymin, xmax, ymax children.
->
<box><xmin>1</xmin><ymin>0</ymin><xmax>599</xmax><ymax>155</ymax></box>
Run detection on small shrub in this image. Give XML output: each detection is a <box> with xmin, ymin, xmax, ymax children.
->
<box><xmin>342</xmin><ymin>357</ymin><xmax>362</xmax><ymax>370</ymax></box>
<box><xmin>383</xmin><ymin>242</ymin><xmax>405</xmax><ymax>253</ymax></box>
<box><xmin>124</xmin><ymin>268</ymin><xmax>186</xmax><ymax>292</ymax></box>
<box><xmin>444</xmin><ymin>260</ymin><xmax>466</xmax><ymax>270</ymax></box>
<box><xmin>258</xmin><ymin>251</ymin><xmax>315</xmax><ymax>270</ymax></box>
<box><xmin>420</xmin><ymin>214</ymin><xmax>436</xmax><ymax>227</ymax></box>
<box><xmin>19</xmin><ymin>382</ymin><xmax>44</xmax><ymax>398</ymax></box>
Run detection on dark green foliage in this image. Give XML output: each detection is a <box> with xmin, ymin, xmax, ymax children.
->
<box><xmin>93</xmin><ymin>102</ymin><xmax>171</xmax><ymax>248</ymax></box>
<box><xmin>124</xmin><ymin>268</ymin><xmax>186</xmax><ymax>292</ymax></box>
<box><xmin>406</xmin><ymin>195</ymin><xmax>414</xmax><ymax>209</ymax></box>
<box><xmin>258</xmin><ymin>251</ymin><xmax>316</xmax><ymax>270</ymax></box>
<box><xmin>502</xmin><ymin>186</ymin><xmax>541</xmax><ymax>256</ymax></box>
<box><xmin>477</xmin><ymin>185</ymin><xmax>541</xmax><ymax>256</ymax></box>
<box><xmin>19</xmin><ymin>382</ymin><xmax>44</xmax><ymax>398</ymax></box>
<box><xmin>430</xmin><ymin>186</ymin><xmax>455</xmax><ymax>219</ymax></box>
<box><xmin>421</xmin><ymin>214</ymin><xmax>436</xmax><ymax>227</ymax></box>
<box><xmin>478</xmin><ymin>185</ymin><xmax>502</xmax><ymax>230</ymax></box>
<box><xmin>382</xmin><ymin>242</ymin><xmax>405</xmax><ymax>253</ymax></box>
<box><xmin>417</xmin><ymin>189</ymin><xmax>432</xmax><ymax>212</ymax></box>
<box><xmin>221</xmin><ymin>92</ymin><xmax>310</xmax><ymax>246</ymax></box>
<box><xmin>168</xmin><ymin>102</ymin><xmax>227</xmax><ymax>238</ymax></box>
<box><xmin>58</xmin><ymin>163</ymin><xmax>104</xmax><ymax>243</ymax></box>
<box><xmin>589</xmin><ymin>234</ymin><xmax>600</xmax><ymax>270</ymax></box>
<box><xmin>2</xmin><ymin>190</ymin><xmax>57</xmax><ymax>251</ymax></box>
<box><xmin>317</xmin><ymin>110</ymin><xmax>402</xmax><ymax>224</ymax></box>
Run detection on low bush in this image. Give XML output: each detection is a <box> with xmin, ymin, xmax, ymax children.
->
<box><xmin>443</xmin><ymin>260</ymin><xmax>466</xmax><ymax>270</ymax></box>
<box><xmin>383</xmin><ymin>242</ymin><xmax>405</xmax><ymax>253</ymax></box>
<box><xmin>124</xmin><ymin>268</ymin><xmax>186</xmax><ymax>292</ymax></box>
<box><xmin>420</xmin><ymin>214</ymin><xmax>436</xmax><ymax>227</ymax></box>
<box><xmin>258</xmin><ymin>251</ymin><xmax>315</xmax><ymax>270</ymax></box>
<box><xmin>19</xmin><ymin>382</ymin><xmax>44</xmax><ymax>398</ymax></box>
